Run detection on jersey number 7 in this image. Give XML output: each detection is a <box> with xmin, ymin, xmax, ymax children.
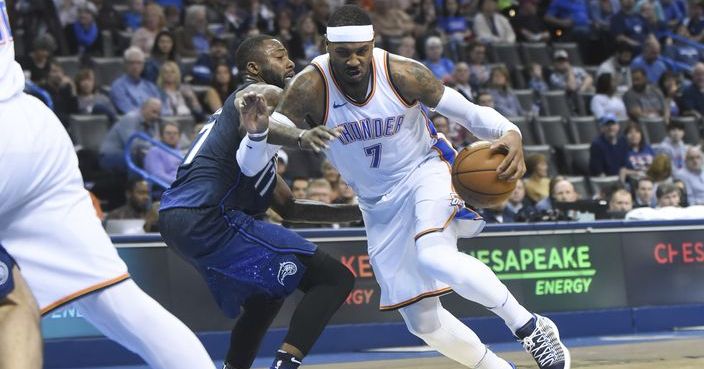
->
<box><xmin>364</xmin><ymin>143</ymin><xmax>382</xmax><ymax>168</ymax></box>
<box><xmin>0</xmin><ymin>0</ymin><xmax>12</xmax><ymax>44</ymax></box>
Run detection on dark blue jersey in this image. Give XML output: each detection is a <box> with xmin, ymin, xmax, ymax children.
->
<box><xmin>160</xmin><ymin>84</ymin><xmax>277</xmax><ymax>216</ymax></box>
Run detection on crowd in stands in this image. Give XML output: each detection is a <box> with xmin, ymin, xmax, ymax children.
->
<box><xmin>9</xmin><ymin>0</ymin><xmax>704</xmax><ymax>232</ymax></box>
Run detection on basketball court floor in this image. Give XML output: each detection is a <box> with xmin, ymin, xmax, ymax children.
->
<box><xmin>72</xmin><ymin>330</ymin><xmax>704</xmax><ymax>369</ymax></box>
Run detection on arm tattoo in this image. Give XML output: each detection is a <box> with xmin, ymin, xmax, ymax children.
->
<box><xmin>269</xmin><ymin>67</ymin><xmax>325</xmax><ymax>146</ymax></box>
<box><xmin>388</xmin><ymin>55</ymin><xmax>444</xmax><ymax>108</ymax></box>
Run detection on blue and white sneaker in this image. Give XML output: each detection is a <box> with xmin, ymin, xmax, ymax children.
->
<box><xmin>515</xmin><ymin>314</ymin><xmax>571</xmax><ymax>369</ymax></box>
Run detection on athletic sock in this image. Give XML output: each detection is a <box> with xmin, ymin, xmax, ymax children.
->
<box><xmin>514</xmin><ymin>315</ymin><xmax>537</xmax><ymax>340</ymax></box>
<box><xmin>489</xmin><ymin>291</ymin><xmax>534</xmax><ymax>334</ymax></box>
<box><xmin>270</xmin><ymin>350</ymin><xmax>302</xmax><ymax>369</ymax></box>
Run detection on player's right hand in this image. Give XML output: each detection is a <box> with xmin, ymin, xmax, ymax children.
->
<box><xmin>299</xmin><ymin>126</ymin><xmax>342</xmax><ymax>153</ymax></box>
<box><xmin>239</xmin><ymin>92</ymin><xmax>269</xmax><ymax>135</ymax></box>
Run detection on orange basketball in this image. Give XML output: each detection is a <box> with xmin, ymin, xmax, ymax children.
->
<box><xmin>451</xmin><ymin>141</ymin><xmax>516</xmax><ymax>208</ymax></box>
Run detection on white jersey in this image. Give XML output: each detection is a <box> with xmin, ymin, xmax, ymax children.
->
<box><xmin>0</xmin><ymin>0</ymin><xmax>24</xmax><ymax>102</ymax></box>
<box><xmin>311</xmin><ymin>48</ymin><xmax>449</xmax><ymax>200</ymax></box>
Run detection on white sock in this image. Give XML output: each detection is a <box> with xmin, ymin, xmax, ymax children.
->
<box><xmin>489</xmin><ymin>291</ymin><xmax>534</xmax><ymax>334</ymax></box>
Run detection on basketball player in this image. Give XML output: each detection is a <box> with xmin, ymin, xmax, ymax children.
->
<box><xmin>267</xmin><ymin>5</ymin><xmax>571</xmax><ymax>369</ymax></box>
<box><xmin>0</xmin><ymin>246</ymin><xmax>42</xmax><ymax>369</ymax></box>
<box><xmin>0</xmin><ymin>2</ymin><xmax>216</xmax><ymax>368</ymax></box>
<box><xmin>159</xmin><ymin>35</ymin><xmax>361</xmax><ymax>369</ymax></box>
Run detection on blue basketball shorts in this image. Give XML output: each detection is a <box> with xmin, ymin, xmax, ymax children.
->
<box><xmin>0</xmin><ymin>244</ymin><xmax>16</xmax><ymax>299</ymax></box>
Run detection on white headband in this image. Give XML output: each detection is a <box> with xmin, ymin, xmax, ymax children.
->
<box><xmin>326</xmin><ymin>25</ymin><xmax>374</xmax><ymax>43</ymax></box>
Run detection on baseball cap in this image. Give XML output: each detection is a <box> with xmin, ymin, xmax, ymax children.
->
<box><xmin>553</xmin><ymin>49</ymin><xmax>569</xmax><ymax>61</ymax></box>
<box><xmin>598</xmin><ymin>113</ymin><xmax>618</xmax><ymax>126</ymax></box>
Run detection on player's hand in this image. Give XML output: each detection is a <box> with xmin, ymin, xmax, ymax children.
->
<box><xmin>491</xmin><ymin>130</ymin><xmax>525</xmax><ymax>181</ymax></box>
<box><xmin>299</xmin><ymin>126</ymin><xmax>341</xmax><ymax>153</ymax></box>
<box><xmin>238</xmin><ymin>92</ymin><xmax>269</xmax><ymax>135</ymax></box>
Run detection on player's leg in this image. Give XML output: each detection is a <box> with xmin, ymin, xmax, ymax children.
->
<box><xmin>224</xmin><ymin>296</ymin><xmax>285</xmax><ymax>369</ymax></box>
<box><xmin>270</xmin><ymin>249</ymin><xmax>355</xmax><ymax>369</ymax></box>
<box><xmin>399</xmin><ymin>297</ymin><xmax>513</xmax><ymax>369</ymax></box>
<box><xmin>72</xmin><ymin>279</ymin><xmax>216</xmax><ymax>369</ymax></box>
<box><xmin>0</xmin><ymin>249</ymin><xmax>42</xmax><ymax>369</ymax></box>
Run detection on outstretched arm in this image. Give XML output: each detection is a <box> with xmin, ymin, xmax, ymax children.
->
<box><xmin>271</xmin><ymin>176</ymin><xmax>362</xmax><ymax>223</ymax></box>
<box><xmin>387</xmin><ymin>54</ymin><xmax>526</xmax><ymax>180</ymax></box>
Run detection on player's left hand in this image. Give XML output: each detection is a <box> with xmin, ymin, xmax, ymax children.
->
<box><xmin>238</xmin><ymin>92</ymin><xmax>269</xmax><ymax>135</ymax></box>
<box><xmin>491</xmin><ymin>130</ymin><xmax>525</xmax><ymax>181</ymax></box>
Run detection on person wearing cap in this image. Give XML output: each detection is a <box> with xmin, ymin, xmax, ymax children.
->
<box><xmin>623</xmin><ymin>67</ymin><xmax>667</xmax><ymax>121</ymax></box>
<box><xmin>549</xmin><ymin>49</ymin><xmax>593</xmax><ymax>93</ymax></box>
<box><xmin>589</xmin><ymin>113</ymin><xmax>629</xmax><ymax>176</ymax></box>
<box><xmin>64</xmin><ymin>2</ymin><xmax>103</xmax><ymax>56</ymax></box>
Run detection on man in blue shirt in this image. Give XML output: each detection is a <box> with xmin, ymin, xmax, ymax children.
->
<box><xmin>422</xmin><ymin>36</ymin><xmax>454</xmax><ymax>82</ymax></box>
<box><xmin>110</xmin><ymin>46</ymin><xmax>168</xmax><ymax>115</ymax></box>
<box><xmin>544</xmin><ymin>0</ymin><xmax>592</xmax><ymax>38</ymax></box>
<box><xmin>610</xmin><ymin>0</ymin><xmax>650</xmax><ymax>52</ymax></box>
<box><xmin>630</xmin><ymin>36</ymin><xmax>668</xmax><ymax>83</ymax></box>
<box><xmin>681</xmin><ymin>62</ymin><xmax>704</xmax><ymax>117</ymax></box>
<box><xmin>589</xmin><ymin>113</ymin><xmax>629</xmax><ymax>176</ymax></box>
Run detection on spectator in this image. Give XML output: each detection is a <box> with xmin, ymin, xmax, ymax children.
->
<box><xmin>143</xmin><ymin>31</ymin><xmax>180</xmax><ymax>83</ymax></box>
<box><xmin>274</xmin><ymin>10</ymin><xmax>295</xmax><ymax>53</ymax></box>
<box><xmin>659</xmin><ymin>71</ymin><xmax>682</xmax><ymax>118</ymax></box>
<box><xmin>608</xmin><ymin>188</ymin><xmax>634</xmax><ymax>216</ymax></box>
<box><xmin>290</xmin><ymin>177</ymin><xmax>309</xmax><ymax>199</ymax></box>
<box><xmin>276</xmin><ymin>150</ymin><xmax>288</xmax><ymax>176</ymax></box>
<box><xmin>99</xmin><ymin>98</ymin><xmax>162</xmax><ymax>172</ymax></box>
<box><xmin>396</xmin><ymin>36</ymin><xmax>417</xmax><ymax>59</ymax></box>
<box><xmin>590</xmin><ymin>0</ymin><xmax>620</xmax><ymax>33</ymax></box>
<box><xmin>623</xmin><ymin>67</ymin><xmax>667</xmax><ymax>120</ymax></box>
<box><xmin>674</xmin><ymin>178</ymin><xmax>689</xmax><ymax>206</ymax></box>
<box><xmin>528</xmin><ymin>63</ymin><xmax>549</xmax><ymax>94</ymax></box>
<box><xmin>536</xmin><ymin>176</ymin><xmax>579</xmax><ymax>211</ymax></box>
<box><xmin>660</xmin><ymin>0</ymin><xmax>685</xmax><ymax>29</ymax></box>
<box><xmin>64</xmin><ymin>2</ymin><xmax>103</xmax><ymax>56</ymax></box>
<box><xmin>590</xmin><ymin>113</ymin><xmax>629</xmax><ymax>176</ymax></box>
<box><xmin>306</xmin><ymin>178</ymin><xmax>333</xmax><ymax>204</ymax></box>
<box><xmin>646</xmin><ymin>153</ymin><xmax>674</xmax><ymax>188</ymax></box>
<box><xmin>591</xmin><ymin>73</ymin><xmax>627</xmax><ymax>120</ymax></box>
<box><xmin>597</xmin><ymin>42</ymin><xmax>634</xmax><ymax>94</ymax></box>
<box><xmin>131</xmin><ymin>3</ymin><xmax>166</xmax><ymax>55</ymax></box>
<box><xmin>144</xmin><ymin>122</ymin><xmax>182</xmax><ymax>185</ymax></box>
<box><xmin>203</xmin><ymin>63</ymin><xmax>237</xmax><ymax>114</ymax></box>
<box><xmin>524</xmin><ymin>153</ymin><xmax>551</xmax><ymax>203</ymax></box>
<box><xmin>633</xmin><ymin>176</ymin><xmax>656</xmax><ymax>207</ymax></box>
<box><xmin>423</xmin><ymin>36</ymin><xmax>454</xmax><ymax>83</ymax></box>
<box><xmin>58</xmin><ymin>0</ymin><xmax>87</xmax><ymax>27</ymax></box>
<box><xmin>334</xmin><ymin>179</ymin><xmax>357</xmax><ymax>205</ymax></box>
<box><xmin>157</xmin><ymin>61</ymin><xmax>202</xmax><ymax>117</ymax></box>
<box><xmin>620</xmin><ymin>122</ymin><xmax>655</xmax><ymax>182</ymax></box>
<box><xmin>413</xmin><ymin>0</ymin><xmax>439</xmax><ymax>38</ymax></box>
<box><xmin>513</xmin><ymin>0</ymin><xmax>550</xmax><ymax>42</ymax></box>
<box><xmin>549</xmin><ymin>49</ymin><xmax>594</xmax><ymax>93</ymax></box>
<box><xmin>467</xmin><ymin>42</ymin><xmax>490</xmax><ymax>90</ymax></box>
<box><xmin>657</xmin><ymin>120</ymin><xmax>689</xmax><ymax>170</ymax></box>
<box><xmin>610</xmin><ymin>0</ymin><xmax>650</xmax><ymax>51</ymax></box>
<box><xmin>681</xmin><ymin>62</ymin><xmax>704</xmax><ymax>118</ymax></box>
<box><xmin>123</xmin><ymin>0</ymin><xmax>144</xmax><ymax>31</ymax></box>
<box><xmin>476</xmin><ymin>90</ymin><xmax>495</xmax><ymax>108</ymax></box>
<box><xmin>19</xmin><ymin>34</ymin><xmax>57</xmax><ymax>85</ymax></box>
<box><xmin>630</xmin><ymin>35</ymin><xmax>668</xmax><ymax>84</ymax></box>
<box><xmin>107</xmin><ymin>179</ymin><xmax>151</xmax><ymax>220</ymax></box>
<box><xmin>191</xmin><ymin>37</ymin><xmax>234</xmax><ymax>85</ymax></box>
<box><xmin>656</xmin><ymin>182</ymin><xmax>681</xmax><ymax>207</ymax></box>
<box><xmin>370</xmin><ymin>0</ymin><xmax>415</xmax><ymax>45</ymax></box>
<box><xmin>504</xmin><ymin>179</ymin><xmax>535</xmax><ymax>222</ymax></box>
<box><xmin>174</xmin><ymin>5</ymin><xmax>212</xmax><ymax>58</ymax></box>
<box><xmin>75</xmin><ymin>68</ymin><xmax>117</xmax><ymax>122</ymax></box>
<box><xmin>473</xmin><ymin>0</ymin><xmax>516</xmax><ymax>44</ymax></box>
<box><xmin>321</xmin><ymin>160</ymin><xmax>341</xmax><ymax>202</ymax></box>
<box><xmin>665</xmin><ymin>23</ymin><xmax>704</xmax><ymax>69</ymax></box>
<box><xmin>544</xmin><ymin>0</ymin><xmax>592</xmax><ymax>41</ymax></box>
<box><xmin>311</xmin><ymin>0</ymin><xmax>331</xmax><ymax>35</ymax></box>
<box><xmin>488</xmin><ymin>65</ymin><xmax>523</xmax><ymax>117</ymax></box>
<box><xmin>110</xmin><ymin>47</ymin><xmax>167</xmax><ymax>115</ymax></box>
<box><xmin>683</xmin><ymin>0</ymin><xmax>704</xmax><ymax>42</ymax></box>
<box><xmin>289</xmin><ymin>14</ymin><xmax>324</xmax><ymax>66</ymax></box>
<box><xmin>451</xmin><ymin>62</ymin><xmax>473</xmax><ymax>101</ymax></box>
<box><xmin>640</xmin><ymin>1</ymin><xmax>668</xmax><ymax>39</ymax></box>
<box><xmin>674</xmin><ymin>147</ymin><xmax>704</xmax><ymax>205</ymax></box>
<box><xmin>41</xmin><ymin>62</ymin><xmax>78</xmax><ymax>128</ymax></box>
<box><xmin>439</xmin><ymin>0</ymin><xmax>471</xmax><ymax>60</ymax></box>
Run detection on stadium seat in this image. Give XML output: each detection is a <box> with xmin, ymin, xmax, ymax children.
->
<box><xmin>640</xmin><ymin>117</ymin><xmax>667</xmax><ymax>144</ymax></box>
<box><xmin>55</xmin><ymin>56</ymin><xmax>81</xmax><ymax>79</ymax></box>
<box><xmin>568</xmin><ymin>116</ymin><xmax>599</xmax><ymax>144</ymax></box>
<box><xmin>101</xmin><ymin>30</ymin><xmax>114</xmax><ymax>57</ymax></box>
<box><xmin>511</xmin><ymin>65</ymin><xmax>527</xmax><ymax>89</ymax></box>
<box><xmin>520</xmin><ymin>42</ymin><xmax>552</xmax><ymax>66</ymax></box>
<box><xmin>577</xmin><ymin>92</ymin><xmax>595</xmax><ymax>116</ymax></box>
<box><xmin>562</xmin><ymin>144</ymin><xmax>591</xmax><ymax>175</ymax></box>
<box><xmin>93</xmin><ymin>57</ymin><xmax>125</xmax><ymax>87</ymax></box>
<box><xmin>181</xmin><ymin>57</ymin><xmax>197</xmax><ymax>76</ymax></box>
<box><xmin>514</xmin><ymin>89</ymin><xmax>535</xmax><ymax>113</ymax></box>
<box><xmin>70</xmin><ymin>114</ymin><xmax>110</xmax><ymax>152</ymax></box>
<box><xmin>507</xmin><ymin>116</ymin><xmax>537</xmax><ymax>145</ymax></box>
<box><xmin>671</xmin><ymin>116</ymin><xmax>702</xmax><ymax>145</ymax></box>
<box><xmin>535</xmin><ymin>116</ymin><xmax>572</xmax><ymax>146</ymax></box>
<box><xmin>488</xmin><ymin>43</ymin><xmax>522</xmax><ymax>68</ymax></box>
<box><xmin>589</xmin><ymin>176</ymin><xmax>620</xmax><ymax>198</ymax></box>
<box><xmin>524</xmin><ymin>145</ymin><xmax>559</xmax><ymax>176</ymax></box>
<box><xmin>540</xmin><ymin>90</ymin><xmax>572</xmax><ymax>117</ymax></box>
<box><xmin>565</xmin><ymin>176</ymin><xmax>590</xmax><ymax>199</ymax></box>
<box><xmin>552</xmin><ymin>42</ymin><xmax>583</xmax><ymax>66</ymax></box>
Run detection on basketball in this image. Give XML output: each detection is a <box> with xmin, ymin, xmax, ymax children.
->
<box><xmin>451</xmin><ymin>141</ymin><xmax>516</xmax><ymax>208</ymax></box>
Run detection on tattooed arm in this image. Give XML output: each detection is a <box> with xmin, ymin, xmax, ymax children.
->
<box><xmin>387</xmin><ymin>54</ymin><xmax>526</xmax><ymax>180</ymax></box>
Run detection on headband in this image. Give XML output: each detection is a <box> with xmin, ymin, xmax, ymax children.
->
<box><xmin>326</xmin><ymin>25</ymin><xmax>374</xmax><ymax>43</ymax></box>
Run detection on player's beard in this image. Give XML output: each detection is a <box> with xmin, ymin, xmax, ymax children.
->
<box><xmin>260</xmin><ymin>65</ymin><xmax>286</xmax><ymax>89</ymax></box>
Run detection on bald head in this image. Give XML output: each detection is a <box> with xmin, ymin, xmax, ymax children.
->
<box><xmin>141</xmin><ymin>98</ymin><xmax>162</xmax><ymax>123</ymax></box>
<box><xmin>643</xmin><ymin>36</ymin><xmax>661</xmax><ymax>61</ymax></box>
<box><xmin>685</xmin><ymin>146</ymin><xmax>703</xmax><ymax>172</ymax></box>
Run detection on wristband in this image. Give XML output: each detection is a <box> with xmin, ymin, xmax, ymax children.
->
<box><xmin>248</xmin><ymin>128</ymin><xmax>269</xmax><ymax>142</ymax></box>
<box><xmin>297</xmin><ymin>130</ymin><xmax>307</xmax><ymax>149</ymax></box>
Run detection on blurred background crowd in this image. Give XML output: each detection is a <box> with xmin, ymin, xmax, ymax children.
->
<box><xmin>7</xmin><ymin>0</ymin><xmax>704</xmax><ymax>232</ymax></box>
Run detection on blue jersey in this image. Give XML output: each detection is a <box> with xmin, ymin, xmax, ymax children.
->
<box><xmin>160</xmin><ymin>83</ymin><xmax>277</xmax><ymax>216</ymax></box>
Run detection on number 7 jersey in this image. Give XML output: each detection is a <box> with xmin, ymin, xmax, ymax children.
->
<box><xmin>311</xmin><ymin>48</ymin><xmax>453</xmax><ymax>200</ymax></box>
<box><xmin>0</xmin><ymin>0</ymin><xmax>25</xmax><ymax>102</ymax></box>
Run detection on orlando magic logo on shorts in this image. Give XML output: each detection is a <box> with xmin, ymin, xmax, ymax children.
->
<box><xmin>277</xmin><ymin>261</ymin><xmax>298</xmax><ymax>286</ymax></box>
<box><xmin>0</xmin><ymin>244</ymin><xmax>15</xmax><ymax>298</ymax></box>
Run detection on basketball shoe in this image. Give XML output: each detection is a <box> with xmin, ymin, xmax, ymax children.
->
<box><xmin>515</xmin><ymin>314</ymin><xmax>571</xmax><ymax>369</ymax></box>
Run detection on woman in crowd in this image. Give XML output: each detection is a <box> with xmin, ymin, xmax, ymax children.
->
<box><xmin>289</xmin><ymin>14</ymin><xmax>324</xmax><ymax>66</ymax></box>
<box><xmin>157</xmin><ymin>61</ymin><xmax>203</xmax><ymax>118</ymax></box>
<box><xmin>144</xmin><ymin>31</ymin><xmax>180</xmax><ymax>83</ymax></box>
<box><xmin>202</xmin><ymin>62</ymin><xmax>237</xmax><ymax>114</ymax></box>
<box><xmin>591</xmin><ymin>73</ymin><xmax>627</xmax><ymax>120</ymax></box>
<box><xmin>473</xmin><ymin>0</ymin><xmax>516</xmax><ymax>44</ymax></box>
<box><xmin>75</xmin><ymin>68</ymin><xmax>117</xmax><ymax>122</ymax></box>
<box><xmin>524</xmin><ymin>153</ymin><xmax>551</xmax><ymax>203</ymax></box>
<box><xmin>647</xmin><ymin>154</ymin><xmax>674</xmax><ymax>189</ymax></box>
<box><xmin>619</xmin><ymin>123</ymin><xmax>655</xmax><ymax>184</ymax></box>
<box><xmin>487</xmin><ymin>65</ymin><xmax>523</xmax><ymax>117</ymax></box>
<box><xmin>64</xmin><ymin>3</ymin><xmax>103</xmax><ymax>57</ymax></box>
<box><xmin>131</xmin><ymin>3</ymin><xmax>166</xmax><ymax>54</ymax></box>
<box><xmin>659</xmin><ymin>71</ymin><xmax>682</xmax><ymax>118</ymax></box>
